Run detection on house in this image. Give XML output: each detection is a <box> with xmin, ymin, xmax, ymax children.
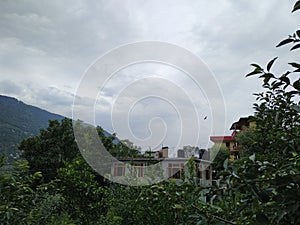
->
<box><xmin>229</xmin><ymin>117</ymin><xmax>256</xmax><ymax>131</ymax></box>
<box><xmin>210</xmin><ymin>116</ymin><xmax>255</xmax><ymax>160</ymax></box>
<box><xmin>111</xmin><ymin>146</ymin><xmax>212</xmax><ymax>186</ymax></box>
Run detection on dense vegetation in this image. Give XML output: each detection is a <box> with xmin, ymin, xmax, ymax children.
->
<box><xmin>0</xmin><ymin>1</ymin><xmax>299</xmax><ymax>224</ymax></box>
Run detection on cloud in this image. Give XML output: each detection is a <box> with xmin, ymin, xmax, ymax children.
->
<box><xmin>1</xmin><ymin>0</ymin><xmax>299</xmax><ymax>150</ymax></box>
<box><xmin>0</xmin><ymin>80</ymin><xmax>76</xmax><ymax>118</ymax></box>
<box><xmin>0</xmin><ymin>0</ymin><xmax>140</xmax><ymax>90</ymax></box>
<box><xmin>0</xmin><ymin>80</ymin><xmax>23</xmax><ymax>95</ymax></box>
<box><xmin>91</xmin><ymin>71</ymin><xmax>217</xmax><ymax>150</ymax></box>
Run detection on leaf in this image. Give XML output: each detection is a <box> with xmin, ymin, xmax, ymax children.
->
<box><xmin>173</xmin><ymin>204</ymin><xmax>184</xmax><ymax>209</ymax></box>
<box><xmin>232</xmin><ymin>171</ymin><xmax>240</xmax><ymax>179</ymax></box>
<box><xmin>251</xmin><ymin>63</ymin><xmax>263</xmax><ymax>69</ymax></box>
<box><xmin>281</xmin><ymin>71</ymin><xmax>291</xmax><ymax>77</ymax></box>
<box><xmin>246</xmin><ymin>67</ymin><xmax>263</xmax><ymax>77</ymax></box>
<box><xmin>292</xmin><ymin>0</ymin><xmax>300</xmax><ymax>12</ymax></box>
<box><xmin>291</xmin><ymin>105</ymin><xmax>300</xmax><ymax>112</ymax></box>
<box><xmin>264</xmin><ymin>76</ymin><xmax>271</xmax><ymax>84</ymax></box>
<box><xmin>293</xmin><ymin>80</ymin><xmax>300</xmax><ymax>91</ymax></box>
<box><xmin>33</xmin><ymin>171</ymin><xmax>43</xmax><ymax>179</ymax></box>
<box><xmin>271</xmin><ymin>81</ymin><xmax>284</xmax><ymax>90</ymax></box>
<box><xmin>290</xmin><ymin>43</ymin><xmax>300</xmax><ymax>51</ymax></box>
<box><xmin>276</xmin><ymin>38</ymin><xmax>294</xmax><ymax>47</ymax></box>
<box><xmin>267</xmin><ymin>57</ymin><xmax>278</xmax><ymax>71</ymax></box>
<box><xmin>288</xmin><ymin>62</ymin><xmax>300</xmax><ymax>69</ymax></box>
<box><xmin>261</xmin><ymin>73</ymin><xmax>275</xmax><ymax>84</ymax></box>
<box><xmin>223</xmin><ymin>158</ymin><xmax>228</xmax><ymax>170</ymax></box>
<box><xmin>249</xmin><ymin>154</ymin><xmax>255</xmax><ymax>162</ymax></box>
<box><xmin>245</xmin><ymin>69</ymin><xmax>262</xmax><ymax>77</ymax></box>
<box><xmin>279</xmin><ymin>76</ymin><xmax>290</xmax><ymax>86</ymax></box>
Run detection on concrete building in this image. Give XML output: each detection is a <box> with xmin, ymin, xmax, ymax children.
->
<box><xmin>210</xmin><ymin>116</ymin><xmax>255</xmax><ymax>160</ymax></box>
<box><xmin>111</xmin><ymin>146</ymin><xmax>212</xmax><ymax>186</ymax></box>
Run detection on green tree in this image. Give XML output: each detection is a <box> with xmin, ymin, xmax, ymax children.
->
<box><xmin>19</xmin><ymin>118</ymin><xmax>79</xmax><ymax>182</ymax></box>
<box><xmin>55</xmin><ymin>156</ymin><xmax>110</xmax><ymax>224</ymax></box>
<box><xmin>198</xmin><ymin>2</ymin><xmax>300</xmax><ymax>224</ymax></box>
<box><xmin>210</xmin><ymin>145</ymin><xmax>230</xmax><ymax>174</ymax></box>
<box><xmin>95</xmin><ymin>126</ymin><xmax>141</xmax><ymax>158</ymax></box>
<box><xmin>0</xmin><ymin>156</ymin><xmax>77</xmax><ymax>224</ymax></box>
<box><xmin>235</xmin><ymin>128</ymin><xmax>258</xmax><ymax>157</ymax></box>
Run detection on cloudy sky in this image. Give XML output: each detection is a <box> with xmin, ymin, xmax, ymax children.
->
<box><xmin>1</xmin><ymin>0</ymin><xmax>299</xmax><ymax>152</ymax></box>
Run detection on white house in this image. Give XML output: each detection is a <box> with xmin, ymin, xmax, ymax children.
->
<box><xmin>111</xmin><ymin>146</ymin><xmax>212</xmax><ymax>186</ymax></box>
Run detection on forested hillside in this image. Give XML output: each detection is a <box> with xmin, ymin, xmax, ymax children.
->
<box><xmin>0</xmin><ymin>95</ymin><xmax>63</xmax><ymax>160</ymax></box>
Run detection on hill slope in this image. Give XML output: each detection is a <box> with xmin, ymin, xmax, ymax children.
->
<box><xmin>0</xmin><ymin>95</ymin><xmax>64</xmax><ymax>160</ymax></box>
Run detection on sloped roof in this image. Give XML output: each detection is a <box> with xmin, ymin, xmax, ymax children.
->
<box><xmin>230</xmin><ymin>117</ymin><xmax>250</xmax><ymax>130</ymax></box>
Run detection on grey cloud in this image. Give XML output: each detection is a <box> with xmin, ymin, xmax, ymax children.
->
<box><xmin>0</xmin><ymin>0</ymin><xmax>138</xmax><ymax>59</ymax></box>
<box><xmin>0</xmin><ymin>0</ymin><xmax>140</xmax><ymax>89</ymax></box>
<box><xmin>1</xmin><ymin>0</ymin><xmax>299</xmax><ymax>148</ymax></box>
<box><xmin>0</xmin><ymin>80</ymin><xmax>23</xmax><ymax>95</ymax></box>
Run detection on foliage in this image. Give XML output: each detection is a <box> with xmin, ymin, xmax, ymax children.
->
<box><xmin>55</xmin><ymin>156</ymin><xmax>110</xmax><ymax>224</ymax></box>
<box><xmin>97</xmin><ymin>126</ymin><xmax>141</xmax><ymax>158</ymax></box>
<box><xmin>106</xmin><ymin>159</ymin><xmax>208</xmax><ymax>225</ymax></box>
<box><xmin>182</xmin><ymin>2</ymin><xmax>300</xmax><ymax>224</ymax></box>
<box><xmin>235</xmin><ymin>128</ymin><xmax>258</xmax><ymax>157</ymax></box>
<box><xmin>0</xmin><ymin>158</ymin><xmax>74</xmax><ymax>225</ymax></box>
<box><xmin>19</xmin><ymin>118</ymin><xmax>79</xmax><ymax>182</ymax></box>
<box><xmin>200</xmin><ymin>2</ymin><xmax>300</xmax><ymax>224</ymax></box>
<box><xmin>245</xmin><ymin>56</ymin><xmax>300</xmax><ymax>161</ymax></box>
<box><xmin>206</xmin><ymin>151</ymin><xmax>300</xmax><ymax>224</ymax></box>
<box><xmin>210</xmin><ymin>145</ymin><xmax>230</xmax><ymax>174</ymax></box>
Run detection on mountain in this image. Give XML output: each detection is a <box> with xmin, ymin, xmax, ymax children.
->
<box><xmin>0</xmin><ymin>95</ymin><xmax>64</xmax><ymax>161</ymax></box>
<box><xmin>0</xmin><ymin>95</ymin><xmax>118</xmax><ymax>162</ymax></box>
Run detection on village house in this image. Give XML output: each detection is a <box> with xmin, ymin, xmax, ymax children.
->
<box><xmin>111</xmin><ymin>146</ymin><xmax>212</xmax><ymax>186</ymax></box>
<box><xmin>210</xmin><ymin>116</ymin><xmax>255</xmax><ymax>160</ymax></box>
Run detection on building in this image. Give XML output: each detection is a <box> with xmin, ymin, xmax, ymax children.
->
<box><xmin>111</xmin><ymin>146</ymin><xmax>212</xmax><ymax>186</ymax></box>
<box><xmin>210</xmin><ymin>116</ymin><xmax>255</xmax><ymax>160</ymax></box>
<box><xmin>229</xmin><ymin>117</ymin><xmax>256</xmax><ymax>131</ymax></box>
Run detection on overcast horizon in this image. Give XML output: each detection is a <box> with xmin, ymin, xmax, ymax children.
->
<box><xmin>1</xmin><ymin>1</ymin><xmax>299</xmax><ymax>152</ymax></box>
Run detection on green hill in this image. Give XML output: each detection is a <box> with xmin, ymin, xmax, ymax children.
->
<box><xmin>0</xmin><ymin>95</ymin><xmax>64</xmax><ymax>161</ymax></box>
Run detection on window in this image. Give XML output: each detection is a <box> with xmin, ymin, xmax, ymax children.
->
<box><xmin>196</xmin><ymin>163</ymin><xmax>202</xmax><ymax>179</ymax></box>
<box><xmin>131</xmin><ymin>163</ymin><xmax>144</xmax><ymax>177</ymax></box>
<box><xmin>114</xmin><ymin>163</ymin><xmax>125</xmax><ymax>177</ymax></box>
<box><xmin>226</xmin><ymin>142</ymin><xmax>230</xmax><ymax>148</ymax></box>
<box><xmin>168</xmin><ymin>163</ymin><xmax>184</xmax><ymax>179</ymax></box>
<box><xmin>205</xmin><ymin>166</ymin><xmax>211</xmax><ymax>180</ymax></box>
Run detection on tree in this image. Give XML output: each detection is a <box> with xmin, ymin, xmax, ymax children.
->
<box><xmin>198</xmin><ymin>2</ymin><xmax>300</xmax><ymax>224</ymax></box>
<box><xmin>235</xmin><ymin>128</ymin><xmax>258</xmax><ymax>157</ymax></box>
<box><xmin>55</xmin><ymin>156</ymin><xmax>110</xmax><ymax>224</ymax></box>
<box><xmin>210</xmin><ymin>145</ymin><xmax>230</xmax><ymax>177</ymax></box>
<box><xmin>18</xmin><ymin>118</ymin><xmax>79</xmax><ymax>182</ymax></box>
<box><xmin>96</xmin><ymin>126</ymin><xmax>141</xmax><ymax>158</ymax></box>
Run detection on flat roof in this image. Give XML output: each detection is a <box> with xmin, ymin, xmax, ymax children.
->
<box><xmin>210</xmin><ymin>136</ymin><xmax>234</xmax><ymax>142</ymax></box>
<box><xmin>116</xmin><ymin>157</ymin><xmax>211</xmax><ymax>163</ymax></box>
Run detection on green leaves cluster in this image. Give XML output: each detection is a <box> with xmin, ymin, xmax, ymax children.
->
<box><xmin>19</xmin><ymin>118</ymin><xmax>79</xmax><ymax>182</ymax></box>
<box><xmin>208</xmin><ymin>152</ymin><xmax>300</xmax><ymax>224</ymax></box>
<box><xmin>204</xmin><ymin>2</ymin><xmax>300</xmax><ymax>224</ymax></box>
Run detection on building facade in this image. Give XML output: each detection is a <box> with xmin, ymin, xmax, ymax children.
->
<box><xmin>111</xmin><ymin>147</ymin><xmax>212</xmax><ymax>186</ymax></box>
<box><xmin>210</xmin><ymin>116</ymin><xmax>255</xmax><ymax>160</ymax></box>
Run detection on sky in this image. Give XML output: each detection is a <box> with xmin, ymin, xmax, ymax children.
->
<box><xmin>0</xmin><ymin>0</ymin><xmax>299</xmax><ymax>153</ymax></box>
